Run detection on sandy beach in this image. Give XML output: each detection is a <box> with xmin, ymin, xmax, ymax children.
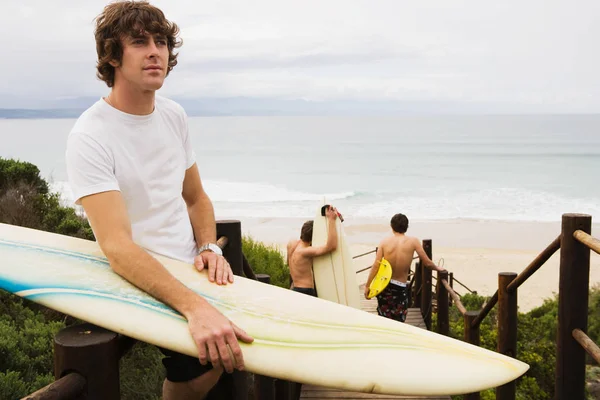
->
<box><xmin>233</xmin><ymin>216</ymin><xmax>600</xmax><ymax>313</ymax></box>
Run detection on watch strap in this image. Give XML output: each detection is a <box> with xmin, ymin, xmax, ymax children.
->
<box><xmin>197</xmin><ymin>243</ymin><xmax>223</xmax><ymax>256</ymax></box>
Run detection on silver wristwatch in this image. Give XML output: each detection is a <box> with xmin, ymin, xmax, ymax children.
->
<box><xmin>197</xmin><ymin>243</ymin><xmax>223</xmax><ymax>256</ymax></box>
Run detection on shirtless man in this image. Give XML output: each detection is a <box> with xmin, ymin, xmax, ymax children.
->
<box><xmin>286</xmin><ymin>206</ymin><xmax>339</xmax><ymax>297</ymax></box>
<box><xmin>364</xmin><ymin>213</ymin><xmax>446</xmax><ymax>322</ymax></box>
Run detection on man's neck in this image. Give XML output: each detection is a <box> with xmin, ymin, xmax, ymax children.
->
<box><xmin>106</xmin><ymin>85</ymin><xmax>155</xmax><ymax>116</ymax></box>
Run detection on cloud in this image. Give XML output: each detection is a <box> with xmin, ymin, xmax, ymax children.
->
<box><xmin>1</xmin><ymin>0</ymin><xmax>599</xmax><ymax>112</ymax></box>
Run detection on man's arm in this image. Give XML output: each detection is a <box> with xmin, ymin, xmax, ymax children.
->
<box><xmin>296</xmin><ymin>207</ymin><xmax>338</xmax><ymax>258</ymax></box>
<box><xmin>286</xmin><ymin>240</ymin><xmax>297</xmax><ymax>289</ymax></box>
<box><xmin>286</xmin><ymin>240</ymin><xmax>297</xmax><ymax>267</ymax></box>
<box><xmin>81</xmin><ymin>190</ymin><xmax>253</xmax><ymax>373</ymax></box>
<box><xmin>364</xmin><ymin>245</ymin><xmax>384</xmax><ymax>298</ymax></box>
<box><xmin>413</xmin><ymin>238</ymin><xmax>446</xmax><ymax>272</ymax></box>
<box><xmin>182</xmin><ymin>163</ymin><xmax>232</xmax><ymax>285</ymax></box>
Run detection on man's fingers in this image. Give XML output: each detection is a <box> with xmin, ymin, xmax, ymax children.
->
<box><xmin>227</xmin><ymin>265</ymin><xmax>234</xmax><ymax>283</ymax></box>
<box><xmin>207</xmin><ymin>255</ymin><xmax>217</xmax><ymax>282</ymax></box>
<box><xmin>233</xmin><ymin>322</ymin><xmax>254</xmax><ymax>344</ymax></box>
<box><xmin>226</xmin><ymin>330</ymin><xmax>246</xmax><ymax>370</ymax></box>
<box><xmin>197</xmin><ymin>338</ymin><xmax>208</xmax><ymax>365</ymax></box>
<box><xmin>194</xmin><ymin>256</ymin><xmax>205</xmax><ymax>272</ymax></box>
<box><xmin>215</xmin><ymin>337</ymin><xmax>234</xmax><ymax>373</ymax></box>
<box><xmin>206</xmin><ymin>340</ymin><xmax>221</xmax><ymax>368</ymax></box>
<box><xmin>216</xmin><ymin>257</ymin><xmax>225</xmax><ymax>285</ymax></box>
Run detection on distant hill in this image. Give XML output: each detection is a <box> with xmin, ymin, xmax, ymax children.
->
<box><xmin>0</xmin><ymin>109</ymin><xmax>86</xmax><ymax>119</ymax></box>
<box><xmin>0</xmin><ymin>96</ymin><xmax>584</xmax><ymax>118</ymax></box>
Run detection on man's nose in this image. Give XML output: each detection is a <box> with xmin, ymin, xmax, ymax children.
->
<box><xmin>147</xmin><ymin>40</ymin><xmax>160</xmax><ymax>57</ymax></box>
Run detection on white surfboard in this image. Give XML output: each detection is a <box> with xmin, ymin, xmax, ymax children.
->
<box><xmin>0</xmin><ymin>223</ymin><xmax>529</xmax><ymax>396</ymax></box>
<box><xmin>312</xmin><ymin>201</ymin><xmax>361</xmax><ymax>309</ymax></box>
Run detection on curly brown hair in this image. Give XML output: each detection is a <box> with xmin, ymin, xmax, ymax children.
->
<box><xmin>94</xmin><ymin>1</ymin><xmax>183</xmax><ymax>87</ymax></box>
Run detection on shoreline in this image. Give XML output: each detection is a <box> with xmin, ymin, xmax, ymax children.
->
<box><xmin>233</xmin><ymin>216</ymin><xmax>600</xmax><ymax>312</ymax></box>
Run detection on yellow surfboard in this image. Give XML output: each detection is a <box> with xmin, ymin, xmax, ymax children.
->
<box><xmin>367</xmin><ymin>257</ymin><xmax>393</xmax><ymax>299</ymax></box>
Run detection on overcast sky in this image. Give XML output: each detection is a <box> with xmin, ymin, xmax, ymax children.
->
<box><xmin>1</xmin><ymin>0</ymin><xmax>599</xmax><ymax>112</ymax></box>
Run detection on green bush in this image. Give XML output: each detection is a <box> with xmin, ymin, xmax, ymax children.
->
<box><xmin>0</xmin><ymin>158</ymin><xmax>48</xmax><ymax>195</ymax></box>
<box><xmin>242</xmin><ymin>235</ymin><xmax>290</xmax><ymax>288</ymax></box>
<box><xmin>446</xmin><ymin>287</ymin><xmax>600</xmax><ymax>400</ymax></box>
<box><xmin>0</xmin><ymin>292</ymin><xmax>63</xmax><ymax>398</ymax></box>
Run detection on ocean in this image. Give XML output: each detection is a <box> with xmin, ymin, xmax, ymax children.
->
<box><xmin>1</xmin><ymin>114</ymin><xmax>599</xmax><ymax>222</ymax></box>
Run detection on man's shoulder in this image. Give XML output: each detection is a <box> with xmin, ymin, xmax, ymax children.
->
<box><xmin>405</xmin><ymin>235</ymin><xmax>420</xmax><ymax>243</ymax></box>
<box><xmin>69</xmin><ymin>100</ymin><xmax>112</xmax><ymax>139</ymax></box>
<box><xmin>287</xmin><ymin>239</ymin><xmax>300</xmax><ymax>251</ymax></box>
<box><xmin>156</xmin><ymin>95</ymin><xmax>186</xmax><ymax>116</ymax></box>
<box><xmin>380</xmin><ymin>235</ymin><xmax>396</xmax><ymax>246</ymax></box>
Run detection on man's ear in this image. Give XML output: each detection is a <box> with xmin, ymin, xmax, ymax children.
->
<box><xmin>109</xmin><ymin>59</ymin><xmax>120</xmax><ymax>67</ymax></box>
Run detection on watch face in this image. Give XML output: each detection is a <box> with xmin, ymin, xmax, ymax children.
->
<box><xmin>199</xmin><ymin>243</ymin><xmax>222</xmax><ymax>256</ymax></box>
<box><xmin>209</xmin><ymin>244</ymin><xmax>222</xmax><ymax>255</ymax></box>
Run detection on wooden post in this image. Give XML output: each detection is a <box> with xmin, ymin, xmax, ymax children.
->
<box><xmin>54</xmin><ymin>323</ymin><xmax>120</xmax><ymax>400</ymax></box>
<box><xmin>254</xmin><ymin>375</ymin><xmax>275</xmax><ymax>400</ymax></box>
<box><xmin>449</xmin><ymin>272</ymin><xmax>454</xmax><ymax>307</ymax></box>
<box><xmin>256</xmin><ymin>274</ymin><xmax>271</xmax><ymax>284</ymax></box>
<box><xmin>421</xmin><ymin>239</ymin><xmax>433</xmax><ymax>329</ymax></box>
<box><xmin>555</xmin><ymin>213</ymin><xmax>592</xmax><ymax>400</ymax></box>
<box><xmin>242</xmin><ymin>253</ymin><xmax>257</xmax><ymax>280</ymax></box>
<box><xmin>275</xmin><ymin>379</ymin><xmax>295</xmax><ymax>400</ymax></box>
<box><xmin>217</xmin><ymin>220</ymin><xmax>244</xmax><ymax>276</ymax></box>
<box><xmin>463</xmin><ymin>311</ymin><xmax>481</xmax><ymax>400</ymax></box>
<box><xmin>411</xmin><ymin>261</ymin><xmax>421</xmax><ymax>308</ymax></box>
<box><xmin>216</xmin><ymin>220</ymin><xmax>248</xmax><ymax>400</ymax></box>
<box><xmin>437</xmin><ymin>270</ymin><xmax>449</xmax><ymax>336</ymax></box>
<box><xmin>497</xmin><ymin>272</ymin><xmax>518</xmax><ymax>400</ymax></box>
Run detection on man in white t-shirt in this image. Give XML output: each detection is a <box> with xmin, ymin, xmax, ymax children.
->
<box><xmin>65</xmin><ymin>2</ymin><xmax>253</xmax><ymax>399</ymax></box>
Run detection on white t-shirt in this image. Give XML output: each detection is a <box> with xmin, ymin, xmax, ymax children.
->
<box><xmin>65</xmin><ymin>95</ymin><xmax>198</xmax><ymax>264</ymax></box>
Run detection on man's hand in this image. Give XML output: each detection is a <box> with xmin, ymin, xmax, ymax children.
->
<box><xmin>195</xmin><ymin>251</ymin><xmax>234</xmax><ymax>285</ymax></box>
<box><xmin>325</xmin><ymin>206</ymin><xmax>339</xmax><ymax>221</ymax></box>
<box><xmin>187</xmin><ymin>301</ymin><xmax>254</xmax><ymax>373</ymax></box>
<box><xmin>364</xmin><ymin>285</ymin><xmax>370</xmax><ymax>299</ymax></box>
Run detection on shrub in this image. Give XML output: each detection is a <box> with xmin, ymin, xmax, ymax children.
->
<box><xmin>242</xmin><ymin>235</ymin><xmax>290</xmax><ymax>288</ymax></box>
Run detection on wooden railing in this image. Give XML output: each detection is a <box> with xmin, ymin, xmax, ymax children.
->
<box><xmin>411</xmin><ymin>213</ymin><xmax>598</xmax><ymax>400</ymax></box>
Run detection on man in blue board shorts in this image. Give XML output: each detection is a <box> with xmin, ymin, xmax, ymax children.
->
<box><xmin>65</xmin><ymin>2</ymin><xmax>253</xmax><ymax>398</ymax></box>
<box><xmin>364</xmin><ymin>213</ymin><xmax>446</xmax><ymax>322</ymax></box>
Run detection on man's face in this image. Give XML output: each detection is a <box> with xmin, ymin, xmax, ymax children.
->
<box><xmin>113</xmin><ymin>31</ymin><xmax>169</xmax><ymax>92</ymax></box>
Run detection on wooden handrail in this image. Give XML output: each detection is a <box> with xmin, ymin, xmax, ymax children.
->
<box><xmin>352</xmin><ymin>248</ymin><xmax>377</xmax><ymax>259</ymax></box>
<box><xmin>217</xmin><ymin>236</ymin><xmax>228</xmax><ymax>249</ymax></box>
<box><xmin>441</xmin><ymin>279</ymin><xmax>467</xmax><ymax>315</ymax></box>
<box><xmin>453</xmin><ymin>277</ymin><xmax>475</xmax><ymax>294</ymax></box>
<box><xmin>574</xmin><ymin>230</ymin><xmax>600</xmax><ymax>256</ymax></box>
<box><xmin>573</xmin><ymin>329</ymin><xmax>600</xmax><ymax>365</ymax></box>
<box><xmin>22</xmin><ymin>372</ymin><xmax>86</xmax><ymax>400</ymax></box>
<box><xmin>354</xmin><ymin>252</ymin><xmax>418</xmax><ymax>274</ymax></box>
<box><xmin>471</xmin><ymin>291</ymin><xmax>498</xmax><ymax>328</ymax></box>
<box><xmin>507</xmin><ymin>235</ymin><xmax>561</xmax><ymax>293</ymax></box>
<box><xmin>472</xmin><ymin>235</ymin><xmax>561</xmax><ymax>328</ymax></box>
<box><xmin>356</xmin><ymin>265</ymin><xmax>372</xmax><ymax>274</ymax></box>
